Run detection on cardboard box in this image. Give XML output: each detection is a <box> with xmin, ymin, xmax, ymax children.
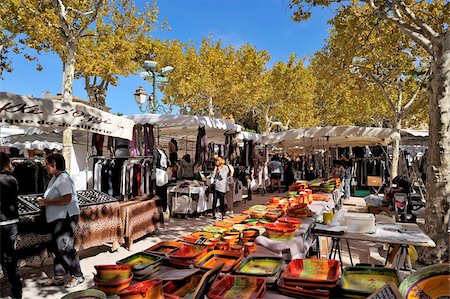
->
<box><xmin>367</xmin><ymin>176</ymin><xmax>383</xmax><ymax>187</ymax></box>
<box><xmin>368</xmin><ymin>206</ymin><xmax>392</xmax><ymax>215</ymax></box>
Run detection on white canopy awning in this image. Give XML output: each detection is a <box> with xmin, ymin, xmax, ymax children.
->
<box><xmin>400</xmin><ymin>129</ymin><xmax>428</xmax><ymax>146</ymax></box>
<box><xmin>0</xmin><ymin>92</ymin><xmax>135</xmax><ymax>140</ymax></box>
<box><xmin>237</xmin><ymin>131</ymin><xmax>264</xmax><ymax>143</ymax></box>
<box><xmin>264</xmin><ymin>126</ymin><xmax>400</xmax><ymax>148</ymax></box>
<box><xmin>2</xmin><ymin>140</ymin><xmax>63</xmax><ymax>151</ymax></box>
<box><xmin>126</xmin><ymin>114</ymin><xmax>242</xmax><ymax>144</ymax></box>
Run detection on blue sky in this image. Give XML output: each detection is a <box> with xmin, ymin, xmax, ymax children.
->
<box><xmin>0</xmin><ymin>0</ymin><xmax>334</xmax><ymax>115</ymax></box>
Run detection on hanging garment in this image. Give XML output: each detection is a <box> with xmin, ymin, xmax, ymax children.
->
<box><xmin>130</xmin><ymin>125</ymin><xmax>140</xmax><ymax>157</ymax></box>
<box><xmin>91</xmin><ymin>133</ymin><xmax>104</xmax><ymax>156</ymax></box>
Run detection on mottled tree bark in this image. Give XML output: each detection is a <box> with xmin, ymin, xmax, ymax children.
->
<box><xmin>422</xmin><ymin>31</ymin><xmax>450</xmax><ymax>264</ymax></box>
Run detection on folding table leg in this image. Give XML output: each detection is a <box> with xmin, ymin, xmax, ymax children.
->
<box><xmin>346</xmin><ymin>240</ymin><xmax>353</xmax><ymax>266</ymax></box>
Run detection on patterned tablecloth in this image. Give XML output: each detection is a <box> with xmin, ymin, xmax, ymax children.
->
<box><xmin>119</xmin><ymin>197</ymin><xmax>161</xmax><ymax>250</ymax></box>
<box><xmin>14</xmin><ymin>201</ymin><xmax>124</xmax><ymax>267</ymax></box>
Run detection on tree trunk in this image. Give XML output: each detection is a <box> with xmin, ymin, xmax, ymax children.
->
<box><xmin>62</xmin><ymin>40</ymin><xmax>76</xmax><ymax>172</ymax></box>
<box><xmin>207</xmin><ymin>97</ymin><xmax>214</xmax><ymax>117</ymax></box>
<box><xmin>421</xmin><ymin>31</ymin><xmax>450</xmax><ymax>264</ymax></box>
<box><xmin>62</xmin><ymin>40</ymin><xmax>76</xmax><ymax>102</ymax></box>
<box><xmin>390</xmin><ymin>119</ymin><xmax>401</xmax><ymax>185</ymax></box>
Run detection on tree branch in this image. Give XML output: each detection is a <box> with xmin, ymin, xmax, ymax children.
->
<box><xmin>367</xmin><ymin>0</ymin><xmax>433</xmax><ymax>54</ymax></box>
<box><xmin>367</xmin><ymin>72</ymin><xmax>397</xmax><ymax>116</ymax></box>
<box><xmin>399</xmin><ymin>70</ymin><xmax>430</xmax><ymax>117</ymax></box>
<box><xmin>66</xmin><ymin>6</ymin><xmax>94</xmax><ymax>16</ymax></box>
<box><xmin>75</xmin><ymin>0</ymin><xmax>103</xmax><ymax>39</ymax></box>
<box><xmin>54</xmin><ymin>0</ymin><xmax>72</xmax><ymax>34</ymax></box>
<box><xmin>393</xmin><ymin>0</ymin><xmax>439</xmax><ymax>39</ymax></box>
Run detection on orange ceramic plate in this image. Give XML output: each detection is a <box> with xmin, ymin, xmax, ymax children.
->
<box><xmin>282</xmin><ymin>259</ymin><xmax>340</xmax><ymax>283</ymax></box>
<box><xmin>169</xmin><ymin>244</ymin><xmax>207</xmax><ymax>260</ymax></box>
<box><xmin>145</xmin><ymin>241</ymin><xmax>183</xmax><ymax>255</ymax></box>
<box><xmin>194</xmin><ymin>250</ymin><xmax>243</xmax><ymax>272</ymax></box>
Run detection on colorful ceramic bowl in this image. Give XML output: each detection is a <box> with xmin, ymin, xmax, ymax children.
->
<box><xmin>264</xmin><ymin>223</ymin><xmax>296</xmax><ymax>241</ymax></box>
<box><xmin>93</xmin><ymin>273</ymin><xmax>133</xmax><ymax>296</ymax></box>
<box><xmin>94</xmin><ymin>264</ymin><xmax>133</xmax><ymax>281</ymax></box>
<box><xmin>61</xmin><ymin>289</ymin><xmax>106</xmax><ymax>299</ymax></box>
<box><xmin>224</xmin><ymin>230</ymin><xmax>241</xmax><ymax>237</ymax></box>
<box><xmin>399</xmin><ymin>263</ymin><xmax>450</xmax><ymax>298</ymax></box>
<box><xmin>223</xmin><ymin>235</ymin><xmax>239</xmax><ymax>246</ymax></box>
<box><xmin>118</xmin><ymin>279</ymin><xmax>163</xmax><ymax>299</ymax></box>
<box><xmin>278</xmin><ymin>218</ymin><xmax>302</xmax><ymax>229</ymax></box>
<box><xmin>250</xmin><ymin>211</ymin><xmax>266</xmax><ymax>219</ymax></box>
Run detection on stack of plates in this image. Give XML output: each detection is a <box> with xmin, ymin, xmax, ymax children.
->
<box><xmin>277</xmin><ymin>259</ymin><xmax>340</xmax><ymax>298</ymax></box>
<box><xmin>116</xmin><ymin>252</ymin><xmax>163</xmax><ymax>280</ymax></box>
<box><xmin>234</xmin><ymin>256</ymin><xmax>285</xmax><ymax>285</ymax></box>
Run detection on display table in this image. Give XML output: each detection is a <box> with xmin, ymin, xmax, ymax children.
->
<box><xmin>255</xmin><ymin>217</ymin><xmax>317</xmax><ymax>260</ymax></box>
<box><xmin>119</xmin><ymin>197</ymin><xmax>161</xmax><ymax>250</ymax></box>
<box><xmin>313</xmin><ymin>222</ymin><xmax>435</xmax><ymax>272</ymax></box>
<box><xmin>168</xmin><ymin>181</ymin><xmax>215</xmax><ymax>215</ymax></box>
<box><xmin>15</xmin><ymin>202</ymin><xmax>124</xmax><ymax>267</ymax></box>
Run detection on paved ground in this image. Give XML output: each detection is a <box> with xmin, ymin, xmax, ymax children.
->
<box><xmin>0</xmin><ymin>192</ymin><xmax>411</xmax><ymax>299</ymax></box>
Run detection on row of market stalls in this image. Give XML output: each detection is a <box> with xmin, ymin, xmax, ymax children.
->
<box><xmin>1</xmin><ymin>92</ymin><xmax>443</xmax><ymax>299</ymax></box>
<box><xmin>1</xmin><ymin>92</ymin><xmax>427</xmax><ymax>220</ymax></box>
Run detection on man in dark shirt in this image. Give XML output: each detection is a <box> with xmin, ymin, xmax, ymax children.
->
<box><xmin>0</xmin><ymin>152</ymin><xmax>22</xmax><ymax>298</ymax></box>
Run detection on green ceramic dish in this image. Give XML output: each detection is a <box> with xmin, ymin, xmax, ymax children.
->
<box><xmin>341</xmin><ymin>266</ymin><xmax>401</xmax><ymax>296</ymax></box>
<box><xmin>234</xmin><ymin>256</ymin><xmax>284</xmax><ymax>277</ymax></box>
<box><xmin>116</xmin><ymin>252</ymin><xmax>163</xmax><ymax>272</ymax></box>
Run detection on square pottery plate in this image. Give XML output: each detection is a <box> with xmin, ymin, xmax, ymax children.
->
<box><xmin>116</xmin><ymin>252</ymin><xmax>163</xmax><ymax>273</ymax></box>
<box><xmin>282</xmin><ymin>259</ymin><xmax>340</xmax><ymax>284</ymax></box>
<box><xmin>146</xmin><ymin>241</ymin><xmax>184</xmax><ymax>256</ymax></box>
<box><xmin>207</xmin><ymin>274</ymin><xmax>266</xmax><ymax>299</ymax></box>
<box><xmin>168</xmin><ymin>244</ymin><xmax>207</xmax><ymax>260</ymax></box>
<box><xmin>234</xmin><ymin>256</ymin><xmax>284</xmax><ymax>277</ymax></box>
<box><xmin>155</xmin><ymin>269</ymin><xmax>201</xmax><ymax>281</ymax></box>
<box><xmin>163</xmin><ymin>274</ymin><xmax>202</xmax><ymax>298</ymax></box>
<box><xmin>193</xmin><ymin>250</ymin><xmax>243</xmax><ymax>273</ymax></box>
<box><xmin>341</xmin><ymin>266</ymin><xmax>401</xmax><ymax>296</ymax></box>
<box><xmin>163</xmin><ymin>264</ymin><xmax>224</xmax><ymax>299</ymax></box>
<box><xmin>277</xmin><ymin>278</ymin><xmax>332</xmax><ymax>299</ymax></box>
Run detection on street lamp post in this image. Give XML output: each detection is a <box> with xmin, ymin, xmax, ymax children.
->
<box><xmin>135</xmin><ymin>60</ymin><xmax>173</xmax><ymax>113</ymax></box>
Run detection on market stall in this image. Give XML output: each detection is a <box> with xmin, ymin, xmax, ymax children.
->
<box><xmin>126</xmin><ymin>113</ymin><xmax>246</xmax><ymax>217</ymax></box>
<box><xmin>0</xmin><ymin>93</ymin><xmax>161</xmax><ymax>261</ymax></box>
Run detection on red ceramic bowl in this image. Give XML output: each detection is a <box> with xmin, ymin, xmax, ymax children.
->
<box><xmin>118</xmin><ymin>279</ymin><xmax>164</xmax><ymax>299</ymax></box>
<box><xmin>94</xmin><ymin>273</ymin><xmax>133</xmax><ymax>295</ymax></box>
<box><xmin>95</xmin><ymin>264</ymin><xmax>133</xmax><ymax>281</ymax></box>
<box><xmin>278</xmin><ymin>218</ymin><xmax>302</xmax><ymax>229</ymax></box>
<box><xmin>264</xmin><ymin>223</ymin><xmax>296</xmax><ymax>241</ymax></box>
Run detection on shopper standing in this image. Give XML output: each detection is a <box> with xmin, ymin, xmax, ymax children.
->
<box><xmin>268</xmin><ymin>155</ymin><xmax>282</xmax><ymax>193</ymax></box>
<box><xmin>343</xmin><ymin>159</ymin><xmax>353</xmax><ymax>199</ymax></box>
<box><xmin>37</xmin><ymin>153</ymin><xmax>84</xmax><ymax>288</ymax></box>
<box><xmin>210</xmin><ymin>156</ymin><xmax>229</xmax><ymax>220</ymax></box>
<box><xmin>0</xmin><ymin>153</ymin><xmax>22</xmax><ymax>299</ymax></box>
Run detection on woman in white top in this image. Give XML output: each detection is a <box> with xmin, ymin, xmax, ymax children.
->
<box><xmin>210</xmin><ymin>156</ymin><xmax>229</xmax><ymax>219</ymax></box>
<box><xmin>37</xmin><ymin>153</ymin><xmax>84</xmax><ymax>288</ymax></box>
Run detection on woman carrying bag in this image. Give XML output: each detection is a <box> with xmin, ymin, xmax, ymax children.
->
<box><xmin>37</xmin><ymin>154</ymin><xmax>84</xmax><ymax>289</ymax></box>
<box><xmin>210</xmin><ymin>156</ymin><xmax>229</xmax><ymax>220</ymax></box>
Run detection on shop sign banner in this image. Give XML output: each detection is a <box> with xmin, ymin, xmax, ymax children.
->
<box><xmin>0</xmin><ymin>92</ymin><xmax>134</xmax><ymax>140</ymax></box>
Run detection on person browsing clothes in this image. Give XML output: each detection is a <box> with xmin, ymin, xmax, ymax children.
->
<box><xmin>37</xmin><ymin>153</ymin><xmax>84</xmax><ymax>288</ymax></box>
<box><xmin>0</xmin><ymin>152</ymin><xmax>23</xmax><ymax>299</ymax></box>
